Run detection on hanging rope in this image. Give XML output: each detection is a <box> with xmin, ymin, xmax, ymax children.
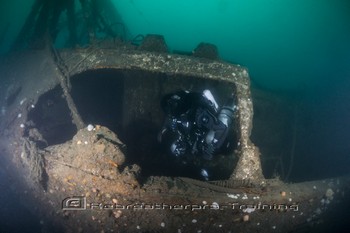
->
<box><xmin>45</xmin><ymin>36</ymin><xmax>85</xmax><ymax>130</ymax></box>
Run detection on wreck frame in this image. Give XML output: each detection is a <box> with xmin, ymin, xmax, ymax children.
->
<box><xmin>0</xmin><ymin>39</ymin><xmax>349</xmax><ymax>232</ymax></box>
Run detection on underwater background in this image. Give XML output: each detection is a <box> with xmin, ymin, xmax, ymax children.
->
<box><xmin>0</xmin><ymin>0</ymin><xmax>350</xmax><ymax>232</ymax></box>
<box><xmin>1</xmin><ymin>0</ymin><xmax>349</xmax><ymax>180</ymax></box>
<box><xmin>1</xmin><ymin>0</ymin><xmax>350</xmax><ymax>90</ymax></box>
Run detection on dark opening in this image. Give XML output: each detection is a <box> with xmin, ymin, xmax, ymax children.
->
<box><xmin>28</xmin><ymin>68</ymin><xmax>239</xmax><ymax>180</ymax></box>
<box><xmin>27</xmin><ymin>85</ymin><xmax>77</xmax><ymax>146</ymax></box>
<box><xmin>70</xmin><ymin>69</ymin><xmax>124</xmax><ymax>133</ymax></box>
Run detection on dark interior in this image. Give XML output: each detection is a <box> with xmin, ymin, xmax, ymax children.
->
<box><xmin>27</xmin><ymin>85</ymin><xmax>77</xmax><ymax>146</ymax></box>
<box><xmin>27</xmin><ymin>68</ymin><xmax>239</xmax><ymax>180</ymax></box>
<box><xmin>70</xmin><ymin>69</ymin><xmax>124</xmax><ymax>133</ymax></box>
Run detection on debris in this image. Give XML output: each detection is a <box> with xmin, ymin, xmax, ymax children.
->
<box><xmin>326</xmin><ymin>188</ymin><xmax>334</xmax><ymax>200</ymax></box>
<box><xmin>87</xmin><ymin>124</ymin><xmax>94</xmax><ymax>131</ymax></box>
<box><xmin>113</xmin><ymin>211</ymin><xmax>122</xmax><ymax>219</ymax></box>
<box><xmin>20</xmin><ymin>98</ymin><xmax>27</xmax><ymax>105</ymax></box>
<box><xmin>227</xmin><ymin>193</ymin><xmax>239</xmax><ymax>199</ymax></box>
<box><xmin>243</xmin><ymin>215</ymin><xmax>249</xmax><ymax>222</ymax></box>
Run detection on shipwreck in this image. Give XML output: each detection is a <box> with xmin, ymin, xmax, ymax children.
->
<box><xmin>0</xmin><ymin>1</ymin><xmax>349</xmax><ymax>232</ymax></box>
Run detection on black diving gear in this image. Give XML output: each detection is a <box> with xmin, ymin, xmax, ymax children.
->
<box><xmin>158</xmin><ymin>89</ymin><xmax>236</xmax><ymax>180</ymax></box>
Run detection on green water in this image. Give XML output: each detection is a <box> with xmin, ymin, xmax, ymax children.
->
<box><xmin>112</xmin><ymin>0</ymin><xmax>350</xmax><ymax>90</ymax></box>
<box><xmin>1</xmin><ymin>0</ymin><xmax>350</xmax><ymax>90</ymax></box>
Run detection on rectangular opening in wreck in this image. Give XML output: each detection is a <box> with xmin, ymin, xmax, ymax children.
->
<box><xmin>27</xmin><ymin>68</ymin><xmax>240</xmax><ymax>180</ymax></box>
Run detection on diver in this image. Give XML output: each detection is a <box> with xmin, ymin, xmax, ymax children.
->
<box><xmin>158</xmin><ymin>89</ymin><xmax>237</xmax><ymax>180</ymax></box>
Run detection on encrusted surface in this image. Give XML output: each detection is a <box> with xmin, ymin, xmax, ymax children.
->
<box><xmin>1</xmin><ymin>47</ymin><xmax>260</xmax><ymax>180</ymax></box>
<box><xmin>0</xmin><ymin>46</ymin><xmax>349</xmax><ymax>232</ymax></box>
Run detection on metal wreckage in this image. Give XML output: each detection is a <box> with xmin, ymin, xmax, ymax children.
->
<box><xmin>0</xmin><ymin>1</ymin><xmax>349</xmax><ymax>232</ymax></box>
